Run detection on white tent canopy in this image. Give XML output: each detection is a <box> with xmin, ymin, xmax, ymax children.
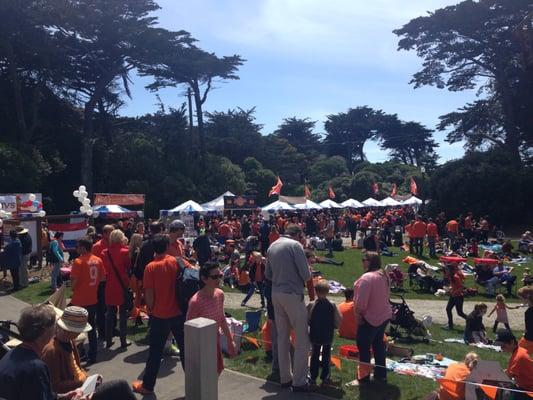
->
<box><xmin>362</xmin><ymin>197</ymin><xmax>382</xmax><ymax>207</ymax></box>
<box><xmin>201</xmin><ymin>191</ymin><xmax>235</xmax><ymax>211</ymax></box>
<box><xmin>319</xmin><ymin>199</ymin><xmax>343</xmax><ymax>209</ymax></box>
<box><xmin>402</xmin><ymin>196</ymin><xmax>423</xmax><ymax>205</ymax></box>
<box><xmin>293</xmin><ymin>199</ymin><xmax>323</xmax><ymax>210</ymax></box>
<box><xmin>262</xmin><ymin>200</ymin><xmax>295</xmax><ymax>212</ymax></box>
<box><xmin>341</xmin><ymin>198</ymin><xmax>364</xmax><ymax>208</ymax></box>
<box><xmin>379</xmin><ymin>197</ymin><xmax>402</xmax><ymax>207</ymax></box>
<box><xmin>162</xmin><ymin>200</ymin><xmax>206</xmax><ymax>215</ymax></box>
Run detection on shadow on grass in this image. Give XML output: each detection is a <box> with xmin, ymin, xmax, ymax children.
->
<box><xmin>358</xmin><ymin>382</ymin><xmax>401</xmax><ymax>400</ymax></box>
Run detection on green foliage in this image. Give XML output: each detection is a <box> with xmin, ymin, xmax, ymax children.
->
<box><xmin>308</xmin><ymin>156</ymin><xmax>349</xmax><ymax>187</ymax></box>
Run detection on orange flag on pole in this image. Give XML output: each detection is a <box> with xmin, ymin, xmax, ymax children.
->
<box><xmin>268</xmin><ymin>177</ymin><xmax>283</xmax><ymax>197</ymax></box>
<box><xmin>410</xmin><ymin>177</ymin><xmax>418</xmax><ymax>195</ymax></box>
<box><xmin>328</xmin><ymin>186</ymin><xmax>336</xmax><ymax>199</ymax></box>
<box><xmin>304</xmin><ymin>185</ymin><xmax>311</xmax><ymax>198</ymax></box>
<box><xmin>391</xmin><ymin>183</ymin><xmax>397</xmax><ymax>198</ymax></box>
<box><xmin>330</xmin><ymin>355</ymin><xmax>342</xmax><ymax>370</ymax></box>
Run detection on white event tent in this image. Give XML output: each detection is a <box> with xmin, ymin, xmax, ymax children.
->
<box><xmin>319</xmin><ymin>199</ymin><xmax>343</xmax><ymax>209</ymax></box>
<box><xmin>293</xmin><ymin>199</ymin><xmax>322</xmax><ymax>210</ymax></box>
<box><xmin>160</xmin><ymin>200</ymin><xmax>206</xmax><ymax>216</ymax></box>
<box><xmin>362</xmin><ymin>197</ymin><xmax>382</xmax><ymax>207</ymax></box>
<box><xmin>262</xmin><ymin>200</ymin><xmax>295</xmax><ymax>212</ymax></box>
<box><xmin>201</xmin><ymin>191</ymin><xmax>235</xmax><ymax>212</ymax></box>
<box><xmin>341</xmin><ymin>198</ymin><xmax>364</xmax><ymax>208</ymax></box>
<box><xmin>379</xmin><ymin>197</ymin><xmax>402</xmax><ymax>207</ymax></box>
<box><xmin>402</xmin><ymin>196</ymin><xmax>423</xmax><ymax>205</ymax></box>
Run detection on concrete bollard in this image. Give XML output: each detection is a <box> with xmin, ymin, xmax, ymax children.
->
<box><xmin>185</xmin><ymin>317</ymin><xmax>218</xmax><ymax>400</ymax></box>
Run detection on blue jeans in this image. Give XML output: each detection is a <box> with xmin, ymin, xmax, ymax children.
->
<box><xmin>356</xmin><ymin>319</ymin><xmax>389</xmax><ymax>381</ymax></box>
<box><xmin>326</xmin><ymin>238</ymin><xmax>333</xmax><ymax>256</ymax></box>
<box><xmin>242</xmin><ymin>281</ymin><xmax>265</xmax><ymax>306</ymax></box>
<box><xmin>51</xmin><ymin>262</ymin><xmax>62</xmax><ymax>290</ymax></box>
<box><xmin>142</xmin><ymin>315</ymin><xmax>185</xmax><ymax>391</ymax></box>
<box><xmin>428</xmin><ymin>236</ymin><xmax>436</xmax><ymax>257</ymax></box>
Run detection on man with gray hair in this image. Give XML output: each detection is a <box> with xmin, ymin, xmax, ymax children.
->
<box><xmin>265</xmin><ymin>224</ymin><xmax>311</xmax><ymax>392</ymax></box>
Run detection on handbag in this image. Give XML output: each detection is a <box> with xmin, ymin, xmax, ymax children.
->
<box><xmin>107</xmin><ymin>252</ymin><xmax>134</xmax><ymax>312</ymax></box>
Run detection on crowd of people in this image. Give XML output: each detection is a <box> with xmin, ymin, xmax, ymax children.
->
<box><xmin>0</xmin><ymin>205</ymin><xmax>532</xmax><ymax>398</ymax></box>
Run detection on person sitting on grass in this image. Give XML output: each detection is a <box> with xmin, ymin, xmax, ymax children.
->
<box><xmin>331</xmin><ymin>234</ymin><xmax>344</xmax><ymax>252</ymax></box>
<box><xmin>464</xmin><ymin>303</ymin><xmax>488</xmax><ymax>344</ymax></box>
<box><xmin>337</xmin><ymin>288</ymin><xmax>356</xmax><ymax>340</ymax></box>
<box><xmin>494</xmin><ymin>330</ymin><xmax>533</xmax><ymax>400</ymax></box>
<box><xmin>432</xmin><ymin>352</ymin><xmax>479</xmax><ymax>400</ymax></box>
<box><xmin>307</xmin><ymin>279</ymin><xmax>342</xmax><ymax>388</ymax></box>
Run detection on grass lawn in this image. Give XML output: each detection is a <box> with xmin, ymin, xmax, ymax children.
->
<box><xmin>223</xmin><ymin>308</ymin><xmax>518</xmax><ymax>400</ymax></box>
<box><xmin>311</xmin><ymin>243</ymin><xmax>532</xmax><ymax>302</ymax></box>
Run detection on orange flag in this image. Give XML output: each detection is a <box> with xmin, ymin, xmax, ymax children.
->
<box><xmin>410</xmin><ymin>177</ymin><xmax>418</xmax><ymax>195</ymax></box>
<box><xmin>243</xmin><ymin>336</ymin><xmax>260</xmax><ymax>349</ymax></box>
<box><xmin>479</xmin><ymin>384</ymin><xmax>498</xmax><ymax>400</ymax></box>
<box><xmin>304</xmin><ymin>185</ymin><xmax>311</xmax><ymax>198</ymax></box>
<box><xmin>391</xmin><ymin>183</ymin><xmax>397</xmax><ymax>197</ymax></box>
<box><xmin>268</xmin><ymin>177</ymin><xmax>283</xmax><ymax>197</ymax></box>
<box><xmin>328</xmin><ymin>186</ymin><xmax>336</xmax><ymax>199</ymax></box>
<box><xmin>330</xmin><ymin>355</ymin><xmax>342</xmax><ymax>370</ymax></box>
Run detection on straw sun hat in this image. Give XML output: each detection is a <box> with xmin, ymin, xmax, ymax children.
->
<box><xmin>57</xmin><ymin>306</ymin><xmax>92</xmax><ymax>333</ymax></box>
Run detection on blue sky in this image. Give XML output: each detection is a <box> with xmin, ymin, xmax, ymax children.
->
<box><xmin>122</xmin><ymin>0</ymin><xmax>478</xmax><ymax>163</ymax></box>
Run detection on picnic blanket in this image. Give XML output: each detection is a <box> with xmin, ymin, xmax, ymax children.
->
<box><xmin>444</xmin><ymin>338</ymin><xmax>502</xmax><ymax>352</ymax></box>
<box><xmin>328</xmin><ymin>280</ymin><xmax>346</xmax><ymax>294</ymax></box>
<box><xmin>386</xmin><ymin>358</ymin><xmax>448</xmax><ymax>380</ymax></box>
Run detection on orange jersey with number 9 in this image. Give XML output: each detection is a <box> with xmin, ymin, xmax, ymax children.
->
<box><xmin>71</xmin><ymin>253</ymin><xmax>106</xmax><ymax>306</ymax></box>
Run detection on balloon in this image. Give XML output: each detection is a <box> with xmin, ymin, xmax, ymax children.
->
<box><xmin>73</xmin><ymin>190</ymin><xmax>80</xmax><ymax>197</ymax></box>
<box><xmin>79</xmin><ymin>185</ymin><xmax>86</xmax><ymax>192</ymax></box>
<box><xmin>0</xmin><ymin>219</ymin><xmax>3</xmax><ymax>228</ymax></box>
<box><xmin>79</xmin><ymin>191</ymin><xmax>88</xmax><ymax>199</ymax></box>
<box><xmin>82</xmin><ymin>198</ymin><xmax>91</xmax><ymax>206</ymax></box>
<box><xmin>28</xmin><ymin>193</ymin><xmax>36</xmax><ymax>202</ymax></box>
<box><xmin>92</xmin><ymin>211</ymin><xmax>99</xmax><ymax>218</ymax></box>
<box><xmin>86</xmin><ymin>209</ymin><xmax>93</xmax><ymax>216</ymax></box>
<box><xmin>38</xmin><ymin>210</ymin><xmax>46</xmax><ymax>217</ymax></box>
<box><xmin>0</xmin><ymin>203</ymin><xmax>3</xmax><ymax>209</ymax></box>
<box><xmin>79</xmin><ymin>205</ymin><xmax>86</xmax><ymax>212</ymax></box>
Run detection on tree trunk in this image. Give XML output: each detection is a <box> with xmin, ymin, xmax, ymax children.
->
<box><xmin>191</xmin><ymin>82</ymin><xmax>205</xmax><ymax>157</ymax></box>
<box><xmin>4</xmin><ymin>40</ymin><xmax>29</xmax><ymax>142</ymax></box>
<box><xmin>81</xmin><ymin>102</ymin><xmax>95</xmax><ymax>193</ymax></box>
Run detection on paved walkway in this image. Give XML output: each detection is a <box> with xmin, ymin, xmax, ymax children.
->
<box><xmin>0</xmin><ymin>295</ymin><xmax>331</xmax><ymax>400</ymax></box>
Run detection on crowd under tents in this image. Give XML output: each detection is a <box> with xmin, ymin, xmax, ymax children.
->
<box><xmin>160</xmin><ymin>200</ymin><xmax>206</xmax><ymax>217</ymax></box>
<box><xmin>379</xmin><ymin>197</ymin><xmax>402</xmax><ymax>207</ymax></box>
<box><xmin>262</xmin><ymin>200</ymin><xmax>296</xmax><ymax>212</ymax></box>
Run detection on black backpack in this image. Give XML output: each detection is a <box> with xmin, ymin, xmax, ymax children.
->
<box><xmin>175</xmin><ymin>258</ymin><xmax>201</xmax><ymax>314</ymax></box>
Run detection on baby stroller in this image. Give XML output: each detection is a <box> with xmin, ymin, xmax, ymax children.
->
<box><xmin>388</xmin><ymin>295</ymin><xmax>429</xmax><ymax>342</ymax></box>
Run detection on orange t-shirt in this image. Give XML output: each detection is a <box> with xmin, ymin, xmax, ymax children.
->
<box><xmin>427</xmin><ymin>222</ymin><xmax>438</xmax><ymax>237</ymax></box>
<box><xmin>239</xmin><ymin>270</ymin><xmax>250</xmax><ymax>286</ymax></box>
<box><xmin>168</xmin><ymin>239</ymin><xmax>185</xmax><ymax>257</ymax></box>
<box><xmin>412</xmin><ymin>221</ymin><xmax>427</xmax><ymax>238</ymax></box>
<box><xmin>91</xmin><ymin>239</ymin><xmax>108</xmax><ymax>260</ymax></box>
<box><xmin>70</xmin><ymin>254</ymin><xmax>105</xmax><ymax>306</ymax></box>
<box><xmin>338</xmin><ymin>301</ymin><xmax>357</xmax><ymax>340</ymax></box>
<box><xmin>269</xmin><ymin>232</ymin><xmax>280</xmax><ymax>245</ymax></box>
<box><xmin>446</xmin><ymin>220</ymin><xmax>459</xmax><ymax>233</ymax></box>
<box><xmin>218</xmin><ymin>224</ymin><xmax>233</xmax><ymax>238</ymax></box>
<box><xmin>405</xmin><ymin>223</ymin><xmax>413</xmax><ymax>237</ymax></box>
<box><xmin>449</xmin><ymin>271</ymin><xmax>465</xmax><ymax>297</ymax></box>
<box><xmin>508</xmin><ymin>346</ymin><xmax>533</xmax><ymax>391</ymax></box>
<box><xmin>143</xmin><ymin>254</ymin><xmax>181</xmax><ymax>319</ymax></box>
<box><xmin>438</xmin><ymin>363</ymin><xmax>470</xmax><ymax>400</ymax></box>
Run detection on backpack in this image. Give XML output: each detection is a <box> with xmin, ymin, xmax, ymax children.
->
<box><xmin>175</xmin><ymin>258</ymin><xmax>201</xmax><ymax>314</ymax></box>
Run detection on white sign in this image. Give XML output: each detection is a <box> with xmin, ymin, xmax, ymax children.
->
<box><xmin>0</xmin><ymin>195</ymin><xmax>17</xmax><ymax>212</ymax></box>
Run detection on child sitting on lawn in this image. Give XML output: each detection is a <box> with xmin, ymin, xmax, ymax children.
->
<box><xmin>307</xmin><ymin>279</ymin><xmax>342</xmax><ymax>388</ymax></box>
<box><xmin>464</xmin><ymin>303</ymin><xmax>488</xmax><ymax>344</ymax></box>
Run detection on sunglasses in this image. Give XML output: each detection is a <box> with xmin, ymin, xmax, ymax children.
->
<box><xmin>208</xmin><ymin>274</ymin><xmax>223</xmax><ymax>280</ymax></box>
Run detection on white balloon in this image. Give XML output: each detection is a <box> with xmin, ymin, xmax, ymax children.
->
<box><xmin>79</xmin><ymin>191</ymin><xmax>88</xmax><ymax>199</ymax></box>
<box><xmin>0</xmin><ymin>203</ymin><xmax>3</xmax><ymax>210</ymax></box>
<box><xmin>93</xmin><ymin>211</ymin><xmax>100</xmax><ymax>218</ymax></box>
<box><xmin>82</xmin><ymin>198</ymin><xmax>91</xmax><ymax>206</ymax></box>
<box><xmin>0</xmin><ymin>219</ymin><xmax>3</xmax><ymax>228</ymax></box>
<box><xmin>73</xmin><ymin>190</ymin><xmax>80</xmax><ymax>197</ymax></box>
<box><xmin>79</xmin><ymin>205</ymin><xmax>86</xmax><ymax>212</ymax></box>
<box><xmin>79</xmin><ymin>185</ymin><xmax>86</xmax><ymax>192</ymax></box>
<box><xmin>29</xmin><ymin>193</ymin><xmax>36</xmax><ymax>201</ymax></box>
<box><xmin>86</xmin><ymin>209</ymin><xmax>93</xmax><ymax>216</ymax></box>
<box><xmin>38</xmin><ymin>210</ymin><xmax>46</xmax><ymax>217</ymax></box>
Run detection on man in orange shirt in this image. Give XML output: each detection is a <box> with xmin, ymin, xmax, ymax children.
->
<box><xmin>426</xmin><ymin>218</ymin><xmax>438</xmax><ymax>258</ymax></box>
<box><xmin>133</xmin><ymin>234</ymin><xmax>185</xmax><ymax>396</ymax></box>
<box><xmin>92</xmin><ymin>224</ymin><xmax>113</xmax><ymax>337</ymax></box>
<box><xmin>70</xmin><ymin>237</ymin><xmax>105</xmax><ymax>363</ymax></box>
<box><xmin>337</xmin><ymin>288</ymin><xmax>356</xmax><ymax>340</ymax></box>
<box><xmin>218</xmin><ymin>218</ymin><xmax>233</xmax><ymax>243</ymax></box>
<box><xmin>167</xmin><ymin>220</ymin><xmax>185</xmax><ymax>258</ymax></box>
<box><xmin>446</xmin><ymin>219</ymin><xmax>459</xmax><ymax>241</ymax></box>
<box><xmin>496</xmin><ymin>330</ymin><xmax>533</xmax><ymax>397</ymax></box>
<box><xmin>411</xmin><ymin>216</ymin><xmax>427</xmax><ymax>257</ymax></box>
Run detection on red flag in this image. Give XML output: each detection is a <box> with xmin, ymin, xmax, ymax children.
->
<box><xmin>304</xmin><ymin>185</ymin><xmax>311</xmax><ymax>198</ymax></box>
<box><xmin>410</xmin><ymin>177</ymin><xmax>418</xmax><ymax>195</ymax></box>
<box><xmin>372</xmin><ymin>182</ymin><xmax>379</xmax><ymax>194</ymax></box>
<box><xmin>328</xmin><ymin>186</ymin><xmax>336</xmax><ymax>199</ymax></box>
<box><xmin>390</xmin><ymin>183</ymin><xmax>397</xmax><ymax>198</ymax></box>
<box><xmin>268</xmin><ymin>177</ymin><xmax>283</xmax><ymax>197</ymax></box>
